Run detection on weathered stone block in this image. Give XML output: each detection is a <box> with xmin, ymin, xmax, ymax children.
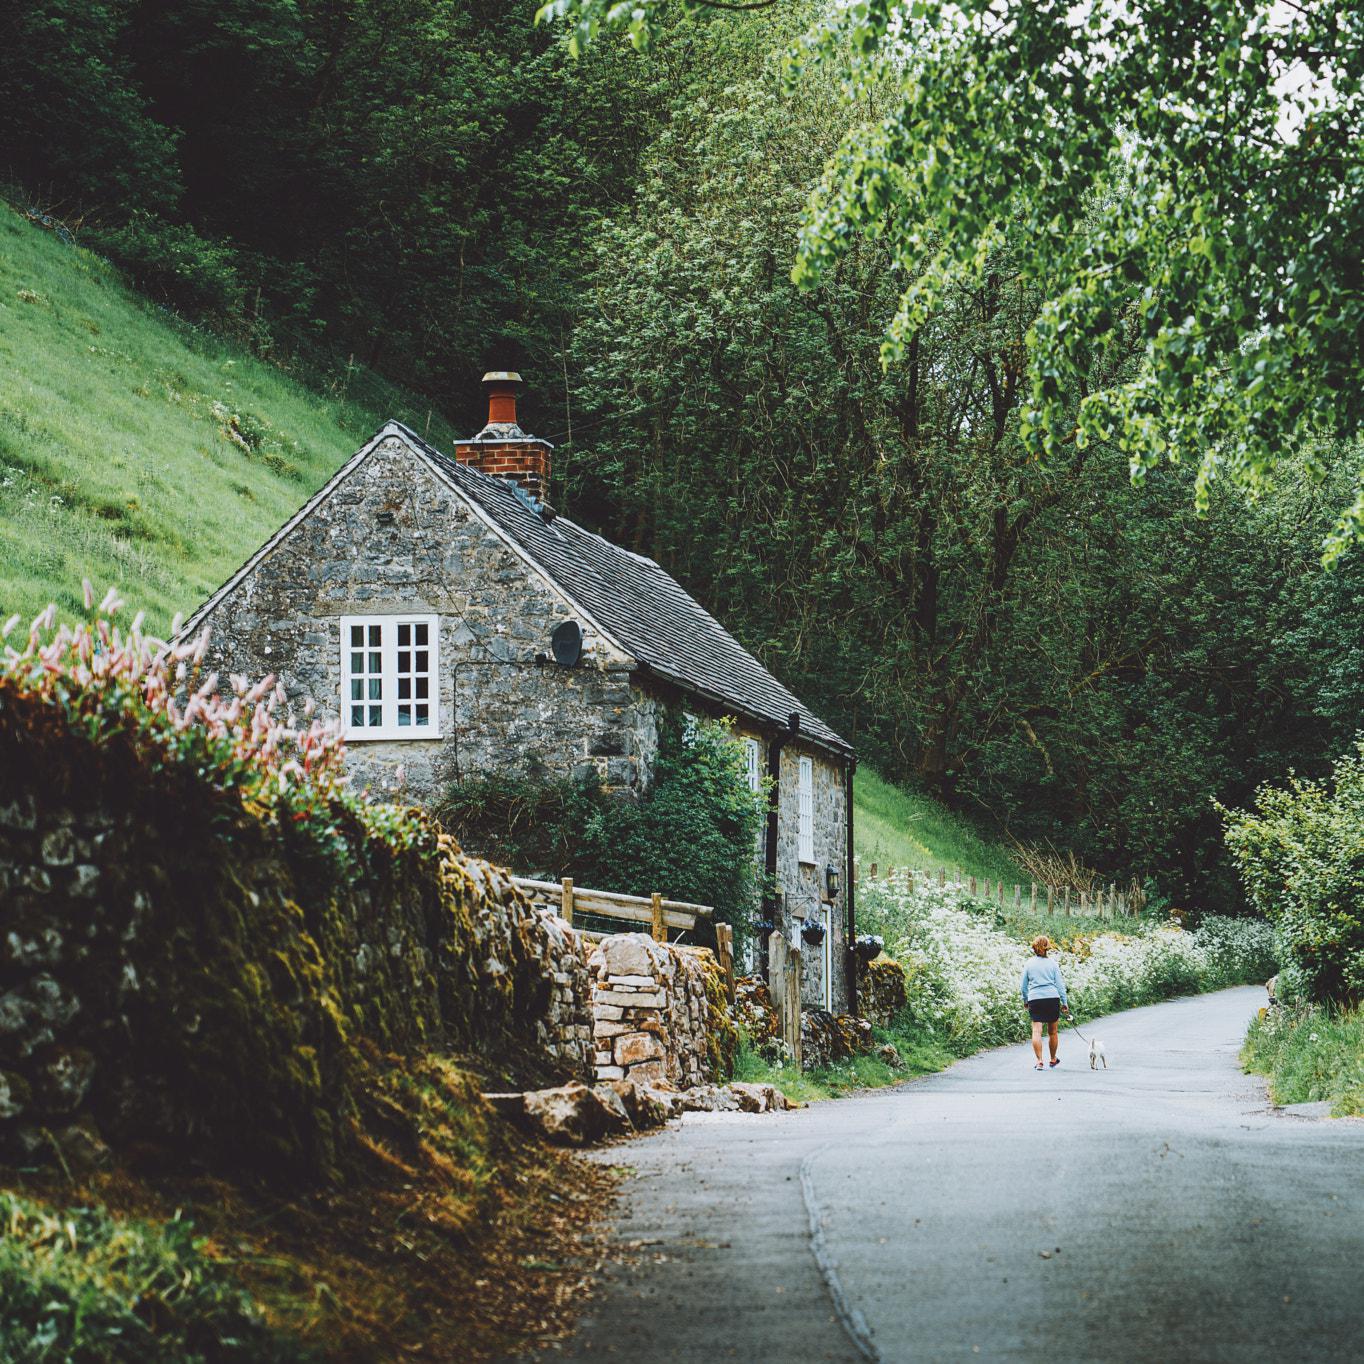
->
<box><xmin>614</xmin><ymin>1032</ymin><xmax>663</xmax><ymax>1066</ymax></box>
<box><xmin>594</xmin><ymin>989</ymin><xmax>665</xmax><ymax>1009</ymax></box>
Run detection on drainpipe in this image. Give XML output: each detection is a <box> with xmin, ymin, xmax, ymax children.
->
<box><xmin>760</xmin><ymin>713</ymin><xmax>800</xmax><ymax>983</ymax></box>
<box><xmin>845</xmin><ymin>754</ymin><xmax>858</xmax><ymax>1018</ymax></box>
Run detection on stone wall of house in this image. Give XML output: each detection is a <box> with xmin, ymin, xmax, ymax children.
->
<box><xmin>588</xmin><ymin>934</ymin><xmax>736</xmax><ymax>1088</ymax></box>
<box><xmin>0</xmin><ymin>718</ymin><xmax>593</xmax><ymax>1180</ymax></box>
<box><xmin>192</xmin><ymin>435</ymin><xmax>661</xmax><ymax>807</ymax></box>
<box><xmin>775</xmin><ymin>745</ymin><xmax>848</xmax><ymax>1013</ymax></box>
<box><xmin>733</xmin><ymin>731</ymin><xmax>849</xmax><ymax>1012</ymax></box>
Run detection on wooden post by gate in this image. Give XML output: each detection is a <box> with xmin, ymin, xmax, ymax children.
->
<box><xmin>769</xmin><ymin>932</ymin><xmax>802</xmax><ymax>1069</ymax></box>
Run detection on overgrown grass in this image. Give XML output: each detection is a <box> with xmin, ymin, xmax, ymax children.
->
<box><xmin>733</xmin><ymin>1021</ymin><xmax>955</xmax><ymax>1102</ymax></box>
<box><xmin>854</xmin><ymin>766</ymin><xmax>1026</xmax><ymax>886</ymax></box>
<box><xmin>0</xmin><ymin>1192</ymin><xmax>310</xmax><ymax>1363</ymax></box>
<box><xmin>1243</xmin><ymin>1005</ymin><xmax>1364</xmax><ymax>1116</ymax></box>
<box><xmin>0</xmin><ymin>202</ymin><xmax>457</xmax><ymax>632</ymax></box>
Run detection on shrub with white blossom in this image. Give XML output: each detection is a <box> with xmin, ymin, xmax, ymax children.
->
<box><xmin>859</xmin><ymin>874</ymin><xmax>1276</xmax><ymax>1053</ymax></box>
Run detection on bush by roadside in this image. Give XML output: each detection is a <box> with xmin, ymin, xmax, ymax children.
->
<box><xmin>1220</xmin><ymin>742</ymin><xmax>1364</xmax><ymax>1005</ymax></box>
<box><xmin>1243</xmin><ymin>1005</ymin><xmax>1364</xmax><ymax>1116</ymax></box>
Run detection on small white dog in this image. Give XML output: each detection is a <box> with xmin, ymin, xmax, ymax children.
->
<box><xmin>1089</xmin><ymin>1037</ymin><xmax>1108</xmax><ymax>1069</ymax></box>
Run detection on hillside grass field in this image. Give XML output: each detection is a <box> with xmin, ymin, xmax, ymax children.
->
<box><xmin>0</xmin><ymin>201</ymin><xmax>458</xmax><ymax>632</ymax></box>
<box><xmin>854</xmin><ymin>766</ymin><xmax>1025</xmax><ymax>885</ymax></box>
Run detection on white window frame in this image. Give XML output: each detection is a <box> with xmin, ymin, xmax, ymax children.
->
<box><xmin>340</xmin><ymin>614</ymin><xmax>440</xmax><ymax>741</ymax></box>
<box><xmin>797</xmin><ymin>755</ymin><xmax>815</xmax><ymax>864</ymax></box>
<box><xmin>743</xmin><ymin>738</ymin><xmax>762</xmax><ymax>793</ymax></box>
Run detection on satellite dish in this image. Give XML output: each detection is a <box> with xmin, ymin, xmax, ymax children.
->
<box><xmin>550</xmin><ymin>620</ymin><xmax>584</xmax><ymax>668</ymax></box>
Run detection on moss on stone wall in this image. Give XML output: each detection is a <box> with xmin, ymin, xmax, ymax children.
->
<box><xmin>0</xmin><ymin>684</ymin><xmax>589</xmax><ymax>1185</ymax></box>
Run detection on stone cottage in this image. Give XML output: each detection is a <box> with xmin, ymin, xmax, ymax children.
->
<box><xmin>186</xmin><ymin>374</ymin><xmax>858</xmax><ymax>1012</ymax></box>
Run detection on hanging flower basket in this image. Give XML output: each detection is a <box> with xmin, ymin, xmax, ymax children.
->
<box><xmin>854</xmin><ymin>934</ymin><xmax>884</xmax><ymax>962</ymax></box>
<box><xmin>800</xmin><ymin>918</ymin><xmax>827</xmax><ymax>947</ymax></box>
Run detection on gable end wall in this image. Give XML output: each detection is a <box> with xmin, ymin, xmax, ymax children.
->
<box><xmin>193</xmin><ymin>436</ymin><xmax>660</xmax><ymax>803</ymax></box>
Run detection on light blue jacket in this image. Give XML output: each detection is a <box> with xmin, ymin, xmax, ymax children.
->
<box><xmin>1020</xmin><ymin>956</ymin><xmax>1068</xmax><ymax>1007</ymax></box>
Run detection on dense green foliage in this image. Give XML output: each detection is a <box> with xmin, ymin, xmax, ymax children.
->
<box><xmin>542</xmin><ymin>0</ymin><xmax>1364</xmax><ymax>548</ymax></box>
<box><xmin>1243</xmin><ymin>1004</ymin><xmax>1364</xmax><ymax>1117</ymax></box>
<box><xmin>6</xmin><ymin>2</ymin><xmax>1364</xmax><ymax>911</ymax></box>
<box><xmin>0</xmin><ymin>1193</ymin><xmax>309</xmax><ymax>1363</ymax></box>
<box><xmin>1222</xmin><ymin>746</ymin><xmax>1364</xmax><ymax>1005</ymax></box>
<box><xmin>440</xmin><ymin>717</ymin><xmax>767</xmax><ymax>943</ymax></box>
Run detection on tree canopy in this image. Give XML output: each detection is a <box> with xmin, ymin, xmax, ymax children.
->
<box><xmin>538</xmin><ymin>0</ymin><xmax>1364</xmax><ymax>557</ymax></box>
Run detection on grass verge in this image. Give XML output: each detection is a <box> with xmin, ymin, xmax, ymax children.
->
<box><xmin>1242</xmin><ymin>1005</ymin><xmax>1364</xmax><ymax>1116</ymax></box>
<box><xmin>733</xmin><ymin>1021</ymin><xmax>956</xmax><ymax>1104</ymax></box>
<box><xmin>0</xmin><ymin>1080</ymin><xmax>616</xmax><ymax>1362</ymax></box>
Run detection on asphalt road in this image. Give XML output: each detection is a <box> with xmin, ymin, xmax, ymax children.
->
<box><xmin>523</xmin><ymin>987</ymin><xmax>1364</xmax><ymax>1363</ymax></box>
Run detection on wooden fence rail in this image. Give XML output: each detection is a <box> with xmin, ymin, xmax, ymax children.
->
<box><xmin>852</xmin><ymin>861</ymin><xmax>1144</xmax><ymax>920</ymax></box>
<box><xmin>511</xmin><ymin>876</ymin><xmax>734</xmax><ymax>1001</ymax></box>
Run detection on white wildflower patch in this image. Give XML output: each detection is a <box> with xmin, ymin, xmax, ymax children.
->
<box><xmin>860</xmin><ymin>875</ymin><xmax>1276</xmax><ymax>1053</ymax></box>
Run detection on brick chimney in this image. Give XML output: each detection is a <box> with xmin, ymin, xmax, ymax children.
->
<box><xmin>454</xmin><ymin>371</ymin><xmax>553</xmax><ymax>501</ymax></box>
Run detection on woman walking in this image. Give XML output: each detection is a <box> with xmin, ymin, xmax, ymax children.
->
<box><xmin>1021</xmin><ymin>936</ymin><xmax>1069</xmax><ymax>1069</ymax></box>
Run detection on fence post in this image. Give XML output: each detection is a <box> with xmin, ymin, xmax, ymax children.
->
<box><xmin>769</xmin><ymin>933</ymin><xmax>803</xmax><ymax>1069</ymax></box>
<box><xmin>906</xmin><ymin>868</ymin><xmax>915</xmax><ymax>891</ymax></box>
<box><xmin>870</xmin><ymin>862</ymin><xmax>878</xmax><ymax>880</ymax></box>
<box><xmin>1063</xmin><ymin>887</ymin><xmax>1071</xmax><ymax>917</ymax></box>
<box><xmin>1014</xmin><ymin>884</ymin><xmax>1022</xmax><ymax>908</ymax></box>
<box><xmin>969</xmin><ymin>876</ymin><xmax>977</xmax><ymax>896</ymax></box>
<box><xmin>715</xmin><ymin>922</ymin><xmax>736</xmax><ymax>1004</ymax></box>
<box><xmin>1108</xmin><ymin>883</ymin><xmax>1116</xmax><ymax>920</ymax></box>
<box><xmin>651</xmin><ymin>892</ymin><xmax>667</xmax><ymax>943</ymax></box>
<box><xmin>1030</xmin><ymin>883</ymin><xmax>1037</xmax><ymax>913</ymax></box>
<box><xmin>938</xmin><ymin>867</ymin><xmax>947</xmax><ymax>887</ymax></box>
<box><xmin>998</xmin><ymin>882</ymin><xmax>1005</xmax><ymax>906</ymax></box>
<box><xmin>1046</xmin><ymin>884</ymin><xmax>1053</xmax><ymax>915</ymax></box>
<box><xmin>560</xmin><ymin>877</ymin><xmax>574</xmax><ymax>928</ymax></box>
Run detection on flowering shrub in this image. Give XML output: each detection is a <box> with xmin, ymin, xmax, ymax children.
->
<box><xmin>1</xmin><ymin>587</ymin><xmax>424</xmax><ymax>868</ymax></box>
<box><xmin>859</xmin><ymin>874</ymin><xmax>1276</xmax><ymax>1053</ymax></box>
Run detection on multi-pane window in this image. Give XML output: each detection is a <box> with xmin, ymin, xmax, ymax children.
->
<box><xmin>797</xmin><ymin>755</ymin><xmax>815</xmax><ymax>864</ymax></box>
<box><xmin>341</xmin><ymin>615</ymin><xmax>439</xmax><ymax>740</ymax></box>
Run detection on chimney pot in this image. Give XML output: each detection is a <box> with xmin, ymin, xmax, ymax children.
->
<box><xmin>482</xmin><ymin>371</ymin><xmax>522</xmax><ymax>427</ymax></box>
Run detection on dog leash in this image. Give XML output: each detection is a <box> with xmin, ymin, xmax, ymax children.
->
<box><xmin>1064</xmin><ymin>1013</ymin><xmax>1093</xmax><ymax>1045</ymax></box>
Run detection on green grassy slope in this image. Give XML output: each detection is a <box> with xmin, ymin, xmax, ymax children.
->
<box><xmin>854</xmin><ymin>766</ymin><xmax>1025</xmax><ymax>886</ymax></box>
<box><xmin>0</xmin><ymin>202</ymin><xmax>457</xmax><ymax>632</ymax></box>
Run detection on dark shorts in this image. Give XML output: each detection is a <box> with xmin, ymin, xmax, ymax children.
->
<box><xmin>1028</xmin><ymin>998</ymin><xmax>1061</xmax><ymax>1023</ymax></box>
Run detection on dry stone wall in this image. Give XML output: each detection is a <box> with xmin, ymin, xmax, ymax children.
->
<box><xmin>588</xmin><ymin>934</ymin><xmax>735</xmax><ymax>1089</ymax></box>
<box><xmin>855</xmin><ymin>956</ymin><xmax>909</xmax><ymax>1030</ymax></box>
<box><xmin>0</xmin><ymin>696</ymin><xmax>592</xmax><ymax>1181</ymax></box>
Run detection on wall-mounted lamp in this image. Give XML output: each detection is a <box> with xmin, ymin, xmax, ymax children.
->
<box><xmin>826</xmin><ymin>863</ymin><xmax>841</xmax><ymax>899</ymax></box>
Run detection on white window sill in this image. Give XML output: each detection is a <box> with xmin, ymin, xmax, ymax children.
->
<box><xmin>343</xmin><ymin>729</ymin><xmax>442</xmax><ymax>743</ymax></box>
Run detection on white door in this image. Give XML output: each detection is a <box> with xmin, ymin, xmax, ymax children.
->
<box><xmin>822</xmin><ymin>905</ymin><xmax>833</xmax><ymax>1010</ymax></box>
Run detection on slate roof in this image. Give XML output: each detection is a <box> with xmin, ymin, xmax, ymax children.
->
<box><xmin>391</xmin><ymin>423</ymin><xmax>852</xmax><ymax>757</ymax></box>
